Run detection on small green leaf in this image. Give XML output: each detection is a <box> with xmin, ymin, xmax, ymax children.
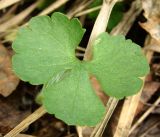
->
<box><xmin>85</xmin><ymin>33</ymin><xmax>149</xmax><ymax>99</ymax></box>
<box><xmin>12</xmin><ymin>12</ymin><xmax>85</xmax><ymax>85</ymax></box>
<box><xmin>38</xmin><ymin>0</ymin><xmax>56</xmax><ymax>10</ymax></box>
<box><xmin>43</xmin><ymin>65</ymin><xmax>105</xmax><ymax>126</ymax></box>
<box><xmin>107</xmin><ymin>2</ymin><xmax>124</xmax><ymax>32</ymax></box>
<box><xmin>12</xmin><ymin>12</ymin><xmax>149</xmax><ymax>126</ymax></box>
<box><xmin>88</xmin><ymin>0</ymin><xmax>102</xmax><ymax>19</ymax></box>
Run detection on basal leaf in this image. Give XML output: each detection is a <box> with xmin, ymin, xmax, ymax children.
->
<box><xmin>12</xmin><ymin>12</ymin><xmax>85</xmax><ymax>85</ymax></box>
<box><xmin>85</xmin><ymin>33</ymin><xmax>149</xmax><ymax>99</ymax></box>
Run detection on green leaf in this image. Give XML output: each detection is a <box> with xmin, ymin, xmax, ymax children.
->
<box><xmin>38</xmin><ymin>0</ymin><xmax>56</xmax><ymax>10</ymax></box>
<box><xmin>12</xmin><ymin>12</ymin><xmax>85</xmax><ymax>85</ymax></box>
<box><xmin>12</xmin><ymin>12</ymin><xmax>149</xmax><ymax>126</ymax></box>
<box><xmin>88</xmin><ymin>0</ymin><xmax>102</xmax><ymax>19</ymax></box>
<box><xmin>37</xmin><ymin>0</ymin><xmax>65</xmax><ymax>12</ymax></box>
<box><xmin>43</xmin><ymin>66</ymin><xmax>105</xmax><ymax>126</ymax></box>
<box><xmin>85</xmin><ymin>33</ymin><xmax>149</xmax><ymax>99</ymax></box>
<box><xmin>107</xmin><ymin>2</ymin><xmax>124</xmax><ymax>32</ymax></box>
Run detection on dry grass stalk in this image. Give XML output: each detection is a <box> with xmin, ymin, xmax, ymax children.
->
<box><xmin>67</xmin><ymin>0</ymin><xmax>93</xmax><ymax>18</ymax></box>
<box><xmin>91</xmin><ymin>98</ymin><xmax>118</xmax><ymax>137</ymax></box>
<box><xmin>0</xmin><ymin>5</ymin><xmax>18</xmax><ymax>24</ymax></box>
<box><xmin>38</xmin><ymin>0</ymin><xmax>69</xmax><ymax>16</ymax></box>
<box><xmin>0</xmin><ymin>0</ymin><xmax>21</xmax><ymax>10</ymax></box>
<box><xmin>0</xmin><ymin>1</ymin><xmax>41</xmax><ymax>33</ymax></box>
<box><xmin>84</xmin><ymin>0</ymin><xmax>118</xmax><ymax>60</ymax></box>
<box><xmin>111</xmin><ymin>0</ymin><xmax>142</xmax><ymax>35</ymax></box>
<box><xmin>4</xmin><ymin>106</ymin><xmax>47</xmax><ymax>137</ymax></box>
<box><xmin>16</xmin><ymin>134</ymin><xmax>36</xmax><ymax>137</ymax></box>
<box><xmin>139</xmin><ymin>121</ymin><xmax>160</xmax><ymax>137</ymax></box>
<box><xmin>75</xmin><ymin>6</ymin><xmax>101</xmax><ymax>17</ymax></box>
<box><xmin>129</xmin><ymin>97</ymin><xmax>160</xmax><ymax>135</ymax></box>
<box><xmin>113</xmin><ymin>91</ymin><xmax>143</xmax><ymax>137</ymax></box>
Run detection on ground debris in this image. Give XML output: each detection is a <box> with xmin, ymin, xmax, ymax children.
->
<box><xmin>0</xmin><ymin>43</ymin><xmax>19</xmax><ymax>97</ymax></box>
<box><xmin>140</xmin><ymin>0</ymin><xmax>160</xmax><ymax>44</ymax></box>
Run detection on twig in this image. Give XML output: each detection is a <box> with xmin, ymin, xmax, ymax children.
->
<box><xmin>76</xmin><ymin>53</ymin><xmax>84</xmax><ymax>57</ymax></box>
<box><xmin>91</xmin><ymin>98</ymin><xmax>118</xmax><ymax>137</ymax></box>
<box><xmin>139</xmin><ymin>121</ymin><xmax>160</xmax><ymax>137</ymax></box>
<box><xmin>0</xmin><ymin>0</ymin><xmax>41</xmax><ymax>33</ymax></box>
<box><xmin>38</xmin><ymin>0</ymin><xmax>69</xmax><ymax>16</ymax></box>
<box><xmin>0</xmin><ymin>0</ymin><xmax>21</xmax><ymax>10</ymax></box>
<box><xmin>111</xmin><ymin>0</ymin><xmax>142</xmax><ymax>35</ymax></box>
<box><xmin>0</xmin><ymin>4</ymin><xmax>18</xmax><ymax>24</ymax></box>
<box><xmin>16</xmin><ymin>134</ymin><xmax>36</xmax><ymax>137</ymax></box>
<box><xmin>129</xmin><ymin>97</ymin><xmax>160</xmax><ymax>135</ymax></box>
<box><xmin>67</xmin><ymin>0</ymin><xmax>93</xmax><ymax>18</ymax></box>
<box><xmin>113</xmin><ymin>91</ymin><xmax>143</xmax><ymax>137</ymax></box>
<box><xmin>76</xmin><ymin>126</ymin><xmax>83</xmax><ymax>137</ymax></box>
<box><xmin>76</xmin><ymin>46</ymin><xmax>86</xmax><ymax>52</ymax></box>
<box><xmin>84</xmin><ymin>0</ymin><xmax>118</xmax><ymax>60</ymax></box>
<box><xmin>4</xmin><ymin>106</ymin><xmax>47</xmax><ymax>137</ymax></box>
<box><xmin>75</xmin><ymin>6</ymin><xmax>101</xmax><ymax>17</ymax></box>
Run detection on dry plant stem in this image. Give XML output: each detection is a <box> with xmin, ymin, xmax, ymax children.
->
<box><xmin>84</xmin><ymin>0</ymin><xmax>118</xmax><ymax>60</ymax></box>
<box><xmin>91</xmin><ymin>98</ymin><xmax>118</xmax><ymax>137</ymax></box>
<box><xmin>76</xmin><ymin>46</ymin><xmax>86</xmax><ymax>52</ymax></box>
<box><xmin>0</xmin><ymin>0</ymin><xmax>21</xmax><ymax>10</ymax></box>
<box><xmin>16</xmin><ymin>134</ymin><xmax>36</xmax><ymax>137</ymax></box>
<box><xmin>139</xmin><ymin>121</ymin><xmax>160</xmax><ymax>137</ymax></box>
<box><xmin>113</xmin><ymin>91</ymin><xmax>143</xmax><ymax>137</ymax></box>
<box><xmin>0</xmin><ymin>4</ymin><xmax>18</xmax><ymax>24</ymax></box>
<box><xmin>75</xmin><ymin>6</ymin><xmax>101</xmax><ymax>17</ymax></box>
<box><xmin>129</xmin><ymin>97</ymin><xmax>160</xmax><ymax>135</ymax></box>
<box><xmin>67</xmin><ymin>0</ymin><xmax>93</xmax><ymax>18</ymax></box>
<box><xmin>82</xmin><ymin>0</ymin><xmax>118</xmax><ymax>137</ymax></box>
<box><xmin>111</xmin><ymin>0</ymin><xmax>142</xmax><ymax>35</ymax></box>
<box><xmin>0</xmin><ymin>0</ymin><xmax>41</xmax><ymax>33</ymax></box>
<box><xmin>38</xmin><ymin>0</ymin><xmax>69</xmax><ymax>16</ymax></box>
<box><xmin>4</xmin><ymin>106</ymin><xmax>47</xmax><ymax>137</ymax></box>
<box><xmin>76</xmin><ymin>127</ymin><xmax>83</xmax><ymax>137</ymax></box>
<box><xmin>66</xmin><ymin>0</ymin><xmax>84</xmax><ymax>16</ymax></box>
<box><xmin>76</xmin><ymin>53</ymin><xmax>84</xmax><ymax>57</ymax></box>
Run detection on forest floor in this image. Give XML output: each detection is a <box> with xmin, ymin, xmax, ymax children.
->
<box><xmin>0</xmin><ymin>0</ymin><xmax>160</xmax><ymax>137</ymax></box>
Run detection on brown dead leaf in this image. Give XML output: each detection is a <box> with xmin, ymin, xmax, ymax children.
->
<box><xmin>140</xmin><ymin>0</ymin><xmax>160</xmax><ymax>43</ymax></box>
<box><xmin>90</xmin><ymin>76</ymin><xmax>109</xmax><ymax>105</ymax></box>
<box><xmin>136</xmin><ymin>82</ymin><xmax>160</xmax><ymax>115</ymax></box>
<box><xmin>0</xmin><ymin>89</ymin><xmax>31</xmax><ymax>135</ymax></box>
<box><xmin>152</xmin><ymin>64</ymin><xmax>160</xmax><ymax>77</ymax></box>
<box><xmin>144</xmin><ymin>38</ymin><xmax>160</xmax><ymax>52</ymax></box>
<box><xmin>32</xmin><ymin>114</ymin><xmax>66</xmax><ymax>137</ymax></box>
<box><xmin>142</xmin><ymin>82</ymin><xmax>160</xmax><ymax>102</ymax></box>
<box><xmin>0</xmin><ymin>43</ymin><xmax>19</xmax><ymax>97</ymax></box>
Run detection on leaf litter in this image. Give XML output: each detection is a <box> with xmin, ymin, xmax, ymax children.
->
<box><xmin>0</xmin><ymin>0</ymin><xmax>160</xmax><ymax>136</ymax></box>
<box><xmin>0</xmin><ymin>43</ymin><xmax>19</xmax><ymax>97</ymax></box>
